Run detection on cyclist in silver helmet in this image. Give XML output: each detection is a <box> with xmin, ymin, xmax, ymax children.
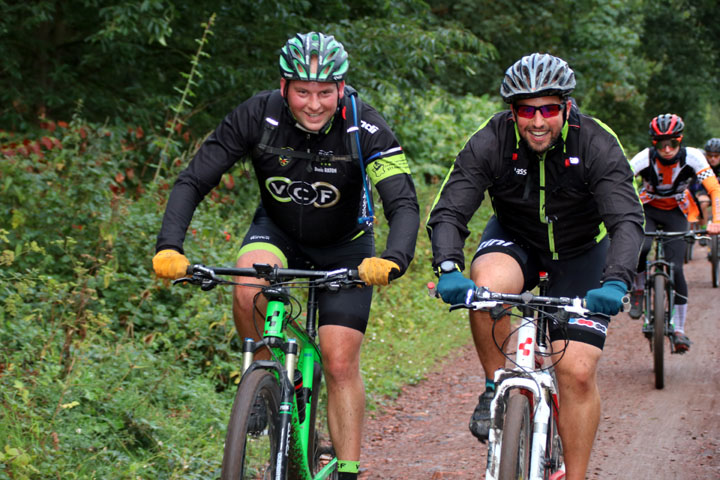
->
<box><xmin>693</xmin><ymin>137</ymin><xmax>720</xmax><ymax>230</ymax></box>
<box><xmin>428</xmin><ymin>52</ymin><xmax>644</xmax><ymax>480</ymax></box>
<box><xmin>153</xmin><ymin>32</ymin><xmax>419</xmax><ymax>480</ymax></box>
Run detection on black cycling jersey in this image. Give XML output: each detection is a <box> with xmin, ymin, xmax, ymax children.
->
<box><xmin>156</xmin><ymin>88</ymin><xmax>419</xmax><ymax>275</ymax></box>
<box><xmin>427</xmin><ymin>106</ymin><xmax>644</xmax><ymax>287</ymax></box>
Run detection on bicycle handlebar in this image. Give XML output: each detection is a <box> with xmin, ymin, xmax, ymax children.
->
<box><xmin>645</xmin><ymin>230</ymin><xmax>713</xmax><ymax>242</ymax></box>
<box><xmin>466</xmin><ymin>286</ymin><xmax>590</xmax><ymax>316</ymax></box>
<box><xmin>174</xmin><ymin>263</ymin><xmax>363</xmax><ymax>291</ymax></box>
<box><xmin>427</xmin><ymin>283</ymin><xmax>628</xmax><ymax>317</ymax></box>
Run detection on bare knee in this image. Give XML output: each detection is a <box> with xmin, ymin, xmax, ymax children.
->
<box><xmin>319</xmin><ymin>326</ymin><xmax>363</xmax><ymax>387</ymax></box>
<box><xmin>556</xmin><ymin>358</ymin><xmax>598</xmax><ymax>397</ymax></box>
<box><xmin>323</xmin><ymin>354</ymin><xmax>360</xmax><ymax>386</ymax></box>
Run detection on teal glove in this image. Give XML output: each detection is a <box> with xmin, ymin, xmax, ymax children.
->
<box><xmin>436</xmin><ymin>271</ymin><xmax>476</xmax><ymax>305</ymax></box>
<box><xmin>585</xmin><ymin>280</ymin><xmax>627</xmax><ymax>315</ymax></box>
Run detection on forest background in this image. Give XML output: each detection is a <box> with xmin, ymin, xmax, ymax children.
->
<box><xmin>1</xmin><ymin>1</ymin><xmax>719</xmax><ymax>478</ymax></box>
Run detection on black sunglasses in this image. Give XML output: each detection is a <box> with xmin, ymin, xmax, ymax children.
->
<box><xmin>514</xmin><ymin>103</ymin><xmax>565</xmax><ymax>119</ymax></box>
<box><xmin>653</xmin><ymin>138</ymin><xmax>682</xmax><ymax>150</ymax></box>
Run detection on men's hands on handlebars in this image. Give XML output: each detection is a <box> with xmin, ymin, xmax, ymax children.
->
<box><xmin>358</xmin><ymin>257</ymin><xmax>400</xmax><ymax>286</ymax></box>
<box><xmin>153</xmin><ymin>249</ymin><xmax>190</xmax><ymax>279</ymax></box>
<box><xmin>584</xmin><ymin>280</ymin><xmax>627</xmax><ymax>315</ymax></box>
<box><xmin>436</xmin><ymin>271</ymin><xmax>476</xmax><ymax>305</ymax></box>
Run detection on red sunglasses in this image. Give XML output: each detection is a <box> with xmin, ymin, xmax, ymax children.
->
<box><xmin>514</xmin><ymin>103</ymin><xmax>565</xmax><ymax>119</ymax></box>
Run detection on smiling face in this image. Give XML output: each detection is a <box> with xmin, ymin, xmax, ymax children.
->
<box><xmin>512</xmin><ymin>96</ymin><xmax>570</xmax><ymax>154</ymax></box>
<box><xmin>279</xmin><ymin>55</ymin><xmax>344</xmax><ymax>132</ymax></box>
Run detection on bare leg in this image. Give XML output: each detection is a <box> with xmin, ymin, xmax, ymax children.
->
<box><xmin>232</xmin><ymin>249</ymin><xmax>284</xmax><ymax>361</ymax></box>
<box><xmin>469</xmin><ymin>253</ymin><xmax>525</xmax><ymax>377</ymax></box>
<box><xmin>319</xmin><ymin>325</ymin><xmax>365</xmax><ymax>462</ymax></box>
<box><xmin>551</xmin><ymin>340</ymin><xmax>602</xmax><ymax>480</ymax></box>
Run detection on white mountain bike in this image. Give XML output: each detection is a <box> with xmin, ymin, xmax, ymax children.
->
<box><xmin>456</xmin><ymin>284</ymin><xmax>613</xmax><ymax>480</ymax></box>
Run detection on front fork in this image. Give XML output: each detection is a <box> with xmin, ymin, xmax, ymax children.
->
<box><xmin>241</xmin><ymin>310</ymin><xmax>326</xmax><ymax>478</ymax></box>
<box><xmin>644</xmin><ymin>262</ymin><xmax>675</xmax><ymax>338</ymax></box>
<box><xmin>486</xmin><ymin>315</ymin><xmax>557</xmax><ymax>480</ymax></box>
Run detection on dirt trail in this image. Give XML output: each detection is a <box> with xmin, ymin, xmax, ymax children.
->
<box><xmin>360</xmin><ymin>251</ymin><xmax>720</xmax><ymax>479</ymax></box>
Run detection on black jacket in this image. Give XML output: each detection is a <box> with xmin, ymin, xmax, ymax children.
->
<box><xmin>427</xmin><ymin>107</ymin><xmax>644</xmax><ymax>286</ymax></box>
<box><xmin>156</xmin><ymin>88</ymin><xmax>419</xmax><ymax>274</ymax></box>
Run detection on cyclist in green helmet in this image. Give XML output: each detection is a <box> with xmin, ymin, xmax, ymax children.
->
<box><xmin>153</xmin><ymin>32</ymin><xmax>419</xmax><ymax>480</ymax></box>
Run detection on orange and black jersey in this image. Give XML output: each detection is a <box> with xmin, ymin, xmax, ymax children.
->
<box><xmin>630</xmin><ymin>146</ymin><xmax>720</xmax><ymax>221</ymax></box>
<box><xmin>156</xmin><ymin>89</ymin><xmax>419</xmax><ymax>274</ymax></box>
<box><xmin>427</xmin><ymin>106</ymin><xmax>644</xmax><ymax>287</ymax></box>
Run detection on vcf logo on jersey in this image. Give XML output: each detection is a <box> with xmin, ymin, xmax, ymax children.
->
<box><xmin>266</xmin><ymin>176</ymin><xmax>340</xmax><ymax>207</ymax></box>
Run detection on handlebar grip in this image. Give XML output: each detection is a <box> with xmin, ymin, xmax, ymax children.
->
<box><xmin>621</xmin><ymin>294</ymin><xmax>631</xmax><ymax>313</ymax></box>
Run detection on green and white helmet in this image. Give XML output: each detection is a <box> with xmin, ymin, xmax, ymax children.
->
<box><xmin>279</xmin><ymin>32</ymin><xmax>349</xmax><ymax>82</ymax></box>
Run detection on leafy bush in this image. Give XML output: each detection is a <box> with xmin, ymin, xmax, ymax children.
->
<box><xmin>0</xmin><ymin>79</ymin><xmax>497</xmax><ymax>477</ymax></box>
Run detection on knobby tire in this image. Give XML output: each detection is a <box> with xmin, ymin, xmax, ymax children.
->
<box><xmin>498</xmin><ymin>393</ymin><xmax>532</xmax><ymax>480</ymax></box>
<box><xmin>221</xmin><ymin>370</ymin><xmax>281</xmax><ymax>480</ymax></box>
<box><xmin>652</xmin><ymin>274</ymin><xmax>666</xmax><ymax>390</ymax></box>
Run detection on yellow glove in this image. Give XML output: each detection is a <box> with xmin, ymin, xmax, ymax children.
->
<box><xmin>358</xmin><ymin>257</ymin><xmax>400</xmax><ymax>286</ymax></box>
<box><xmin>153</xmin><ymin>249</ymin><xmax>190</xmax><ymax>279</ymax></box>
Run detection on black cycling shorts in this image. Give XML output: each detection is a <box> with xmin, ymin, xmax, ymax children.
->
<box><xmin>238</xmin><ymin>206</ymin><xmax>374</xmax><ymax>333</ymax></box>
<box><xmin>472</xmin><ymin>216</ymin><xmax>611</xmax><ymax>349</ymax></box>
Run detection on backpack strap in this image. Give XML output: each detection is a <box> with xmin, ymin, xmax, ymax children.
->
<box><xmin>255</xmin><ymin>90</ymin><xmax>354</xmax><ymax>162</ymax></box>
<box><xmin>345</xmin><ymin>87</ymin><xmax>374</xmax><ymax>224</ymax></box>
<box><xmin>255</xmin><ymin>86</ymin><xmax>374</xmax><ymax>224</ymax></box>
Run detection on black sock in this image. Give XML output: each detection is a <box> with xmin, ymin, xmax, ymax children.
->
<box><xmin>338</xmin><ymin>473</ymin><xmax>357</xmax><ymax>480</ymax></box>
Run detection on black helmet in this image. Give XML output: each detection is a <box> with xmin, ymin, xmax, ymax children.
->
<box><xmin>279</xmin><ymin>32</ymin><xmax>349</xmax><ymax>82</ymax></box>
<box><xmin>704</xmin><ymin>138</ymin><xmax>720</xmax><ymax>153</ymax></box>
<box><xmin>500</xmin><ymin>53</ymin><xmax>576</xmax><ymax>104</ymax></box>
<box><xmin>648</xmin><ymin>114</ymin><xmax>684</xmax><ymax>138</ymax></box>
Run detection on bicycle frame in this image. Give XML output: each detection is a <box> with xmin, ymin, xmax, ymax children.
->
<box><xmin>240</xmin><ymin>286</ymin><xmax>336</xmax><ymax>480</ymax></box>
<box><xmin>179</xmin><ymin>264</ymin><xmax>361</xmax><ymax>480</ymax></box>
<box><xmin>485</xmin><ymin>305</ymin><xmax>563</xmax><ymax>480</ymax></box>
<box><xmin>464</xmin><ymin>291</ymin><xmax>586</xmax><ymax>480</ymax></box>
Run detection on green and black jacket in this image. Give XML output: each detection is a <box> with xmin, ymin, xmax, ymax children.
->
<box><xmin>426</xmin><ymin>106</ymin><xmax>644</xmax><ymax>287</ymax></box>
<box><xmin>157</xmin><ymin>88</ymin><xmax>419</xmax><ymax>275</ymax></box>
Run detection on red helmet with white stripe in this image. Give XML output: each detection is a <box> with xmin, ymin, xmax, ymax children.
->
<box><xmin>648</xmin><ymin>113</ymin><xmax>684</xmax><ymax>139</ymax></box>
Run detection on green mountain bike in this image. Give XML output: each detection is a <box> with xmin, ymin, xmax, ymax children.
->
<box><xmin>176</xmin><ymin>263</ymin><xmax>364</xmax><ymax>479</ymax></box>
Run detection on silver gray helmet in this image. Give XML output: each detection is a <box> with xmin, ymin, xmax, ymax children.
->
<box><xmin>704</xmin><ymin>138</ymin><xmax>720</xmax><ymax>153</ymax></box>
<box><xmin>500</xmin><ymin>53</ymin><xmax>576</xmax><ymax>103</ymax></box>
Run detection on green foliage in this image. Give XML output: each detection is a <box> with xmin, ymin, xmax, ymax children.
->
<box><xmin>639</xmin><ymin>0</ymin><xmax>720</xmax><ymax>146</ymax></box>
<box><xmin>3</xmin><ymin>0</ymin><xmax>720</xmax><ymax>476</ymax></box>
<box><xmin>0</xmin><ymin>76</ymin><xmax>496</xmax><ymax>476</ymax></box>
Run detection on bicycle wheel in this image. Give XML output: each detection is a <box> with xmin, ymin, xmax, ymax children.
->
<box><xmin>652</xmin><ymin>275</ymin><xmax>666</xmax><ymax>390</ymax></box>
<box><xmin>221</xmin><ymin>369</ymin><xmax>281</xmax><ymax>480</ymax></box>
<box><xmin>711</xmin><ymin>235</ymin><xmax>719</xmax><ymax>288</ymax></box>
<box><xmin>498</xmin><ymin>393</ymin><xmax>532</xmax><ymax>480</ymax></box>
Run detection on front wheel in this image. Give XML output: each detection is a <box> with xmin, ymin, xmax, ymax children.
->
<box><xmin>221</xmin><ymin>369</ymin><xmax>281</xmax><ymax>480</ymax></box>
<box><xmin>498</xmin><ymin>393</ymin><xmax>532</xmax><ymax>480</ymax></box>
<box><xmin>711</xmin><ymin>235</ymin><xmax>719</xmax><ymax>288</ymax></box>
<box><xmin>652</xmin><ymin>275</ymin><xmax>666</xmax><ymax>390</ymax></box>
